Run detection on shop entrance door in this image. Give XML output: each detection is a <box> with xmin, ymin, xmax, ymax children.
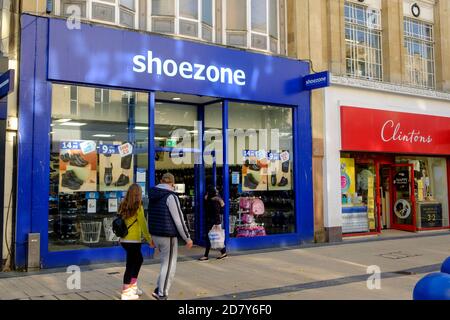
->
<box><xmin>154</xmin><ymin>94</ymin><xmax>224</xmax><ymax>246</ymax></box>
<box><xmin>390</xmin><ymin>164</ymin><xmax>417</xmax><ymax>232</ymax></box>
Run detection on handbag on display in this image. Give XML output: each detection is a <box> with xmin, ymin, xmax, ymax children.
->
<box><xmin>239</xmin><ymin>197</ymin><xmax>252</xmax><ymax>210</ymax></box>
<box><xmin>208</xmin><ymin>225</ymin><xmax>225</xmax><ymax>249</ymax></box>
<box><xmin>250</xmin><ymin>198</ymin><xmax>265</xmax><ymax>216</ymax></box>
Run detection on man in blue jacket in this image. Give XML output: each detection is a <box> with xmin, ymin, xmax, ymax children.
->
<box><xmin>148</xmin><ymin>173</ymin><xmax>193</xmax><ymax>300</ymax></box>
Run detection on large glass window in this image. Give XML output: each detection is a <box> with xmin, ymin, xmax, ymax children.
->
<box><xmin>395</xmin><ymin>156</ymin><xmax>449</xmax><ymax>229</ymax></box>
<box><xmin>344</xmin><ymin>2</ymin><xmax>382</xmax><ymax>81</ymax></box>
<box><xmin>49</xmin><ymin>84</ymin><xmax>148</xmax><ymax>251</ymax></box>
<box><xmin>404</xmin><ymin>18</ymin><xmax>435</xmax><ymax>89</ymax></box>
<box><xmin>226</xmin><ymin>0</ymin><xmax>281</xmax><ymax>53</ymax></box>
<box><xmin>228</xmin><ymin>103</ymin><xmax>295</xmax><ymax>238</ymax></box>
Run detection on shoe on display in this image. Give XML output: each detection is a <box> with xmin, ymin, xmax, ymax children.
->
<box><xmin>121</xmin><ymin>288</ymin><xmax>139</xmax><ymax>300</ymax></box>
<box><xmin>245</xmin><ymin>160</ymin><xmax>261</xmax><ymax>171</ymax></box>
<box><xmin>278</xmin><ymin>177</ymin><xmax>289</xmax><ymax>187</ymax></box>
<box><xmin>61</xmin><ymin>172</ymin><xmax>82</xmax><ymax>190</ymax></box>
<box><xmin>114</xmin><ymin>174</ymin><xmax>130</xmax><ymax>187</ymax></box>
<box><xmin>104</xmin><ymin>166</ymin><xmax>113</xmax><ymax>186</ymax></box>
<box><xmin>244</xmin><ymin>175</ymin><xmax>258</xmax><ymax>190</ymax></box>
<box><xmin>271</xmin><ymin>174</ymin><xmax>277</xmax><ymax>187</ymax></box>
<box><xmin>69</xmin><ymin>154</ymin><xmax>89</xmax><ymax>167</ymax></box>
<box><xmin>65</xmin><ymin>170</ymin><xmax>84</xmax><ymax>185</ymax></box>
<box><xmin>60</xmin><ymin>153</ymin><xmax>70</xmax><ymax>163</ymax></box>
<box><xmin>121</xmin><ymin>154</ymin><xmax>133</xmax><ymax>170</ymax></box>
<box><xmin>282</xmin><ymin>161</ymin><xmax>290</xmax><ymax>173</ymax></box>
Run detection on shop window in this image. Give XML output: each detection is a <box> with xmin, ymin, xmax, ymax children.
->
<box><xmin>340</xmin><ymin>156</ymin><xmax>377</xmax><ymax>234</ymax></box>
<box><xmin>225</xmin><ymin>0</ymin><xmax>281</xmax><ymax>54</ymax></box>
<box><xmin>403</xmin><ymin>18</ymin><xmax>435</xmax><ymax>90</ymax></box>
<box><xmin>396</xmin><ymin>157</ymin><xmax>449</xmax><ymax>229</ymax></box>
<box><xmin>228</xmin><ymin>103</ymin><xmax>295</xmax><ymax>238</ymax></box>
<box><xmin>49</xmin><ymin>84</ymin><xmax>148</xmax><ymax>251</ymax></box>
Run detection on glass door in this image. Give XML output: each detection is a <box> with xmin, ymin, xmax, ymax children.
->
<box><xmin>390</xmin><ymin>164</ymin><xmax>417</xmax><ymax>232</ymax></box>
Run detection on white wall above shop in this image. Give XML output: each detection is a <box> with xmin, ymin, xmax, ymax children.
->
<box><xmin>322</xmin><ymin>84</ymin><xmax>450</xmax><ymax>229</ymax></box>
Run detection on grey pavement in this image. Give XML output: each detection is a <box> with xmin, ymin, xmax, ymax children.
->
<box><xmin>0</xmin><ymin>232</ymin><xmax>449</xmax><ymax>300</ymax></box>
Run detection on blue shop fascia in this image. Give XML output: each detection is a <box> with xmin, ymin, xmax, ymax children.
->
<box><xmin>16</xmin><ymin>13</ymin><xmax>314</xmax><ymax>269</ymax></box>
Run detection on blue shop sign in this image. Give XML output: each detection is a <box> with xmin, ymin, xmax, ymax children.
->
<box><xmin>0</xmin><ymin>69</ymin><xmax>14</xmax><ymax>99</ymax></box>
<box><xmin>302</xmin><ymin>71</ymin><xmax>330</xmax><ymax>90</ymax></box>
<box><xmin>48</xmin><ymin>19</ymin><xmax>308</xmax><ymax>106</ymax></box>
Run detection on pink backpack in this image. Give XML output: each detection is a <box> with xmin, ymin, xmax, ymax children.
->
<box><xmin>239</xmin><ymin>197</ymin><xmax>252</xmax><ymax>210</ymax></box>
<box><xmin>250</xmin><ymin>198</ymin><xmax>265</xmax><ymax>216</ymax></box>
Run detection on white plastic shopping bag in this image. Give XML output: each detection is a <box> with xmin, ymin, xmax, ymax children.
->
<box><xmin>208</xmin><ymin>225</ymin><xmax>225</xmax><ymax>249</ymax></box>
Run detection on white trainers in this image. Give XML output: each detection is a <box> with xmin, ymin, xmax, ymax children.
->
<box><xmin>131</xmin><ymin>283</ymin><xmax>143</xmax><ymax>296</ymax></box>
<box><xmin>121</xmin><ymin>288</ymin><xmax>139</xmax><ymax>300</ymax></box>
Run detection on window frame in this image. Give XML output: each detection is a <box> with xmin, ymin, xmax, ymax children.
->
<box><xmin>55</xmin><ymin>0</ymin><xmax>139</xmax><ymax>29</ymax></box>
<box><xmin>223</xmin><ymin>0</ymin><xmax>281</xmax><ymax>54</ymax></box>
<box><xmin>344</xmin><ymin>1</ymin><xmax>383</xmax><ymax>82</ymax></box>
<box><xmin>147</xmin><ymin>0</ymin><xmax>216</xmax><ymax>43</ymax></box>
<box><xmin>403</xmin><ymin>17</ymin><xmax>436</xmax><ymax>90</ymax></box>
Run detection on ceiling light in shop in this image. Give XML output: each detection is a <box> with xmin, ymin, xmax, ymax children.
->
<box><xmin>154</xmin><ymin>137</ymin><xmax>166</xmax><ymax>141</ymax></box>
<box><xmin>135</xmin><ymin>126</ymin><xmax>149</xmax><ymax>130</ymax></box>
<box><xmin>55</xmin><ymin>119</ymin><xmax>72</xmax><ymax>123</ymax></box>
<box><xmin>172</xmin><ymin>97</ymin><xmax>181</xmax><ymax>101</ymax></box>
<box><xmin>93</xmin><ymin>134</ymin><xmax>115</xmax><ymax>138</ymax></box>
<box><xmin>60</xmin><ymin>122</ymin><xmax>87</xmax><ymax>127</ymax></box>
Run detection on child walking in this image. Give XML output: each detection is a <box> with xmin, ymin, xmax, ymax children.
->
<box><xmin>119</xmin><ymin>184</ymin><xmax>153</xmax><ymax>300</ymax></box>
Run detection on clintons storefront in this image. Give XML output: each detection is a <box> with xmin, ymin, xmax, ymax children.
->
<box><xmin>323</xmin><ymin>84</ymin><xmax>450</xmax><ymax>239</ymax></box>
<box><xmin>16</xmin><ymin>14</ymin><xmax>314</xmax><ymax>269</ymax></box>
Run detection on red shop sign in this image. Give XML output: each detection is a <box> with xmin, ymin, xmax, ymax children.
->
<box><xmin>341</xmin><ymin>106</ymin><xmax>450</xmax><ymax>155</ymax></box>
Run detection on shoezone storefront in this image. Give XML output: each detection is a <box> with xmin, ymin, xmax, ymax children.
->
<box><xmin>17</xmin><ymin>14</ymin><xmax>313</xmax><ymax>268</ymax></box>
<box><xmin>324</xmin><ymin>84</ymin><xmax>450</xmax><ymax>238</ymax></box>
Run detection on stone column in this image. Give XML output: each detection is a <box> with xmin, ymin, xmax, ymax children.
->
<box><xmin>435</xmin><ymin>0</ymin><xmax>450</xmax><ymax>92</ymax></box>
<box><xmin>381</xmin><ymin>0</ymin><xmax>405</xmax><ymax>84</ymax></box>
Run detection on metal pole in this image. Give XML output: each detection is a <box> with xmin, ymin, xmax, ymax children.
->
<box><xmin>0</xmin><ymin>119</ymin><xmax>5</xmax><ymax>269</ymax></box>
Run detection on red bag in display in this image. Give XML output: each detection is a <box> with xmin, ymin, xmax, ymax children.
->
<box><xmin>250</xmin><ymin>198</ymin><xmax>265</xmax><ymax>216</ymax></box>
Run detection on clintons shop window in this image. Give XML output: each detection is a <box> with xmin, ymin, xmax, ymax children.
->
<box><xmin>227</xmin><ymin>103</ymin><xmax>294</xmax><ymax>238</ymax></box>
<box><xmin>49</xmin><ymin>84</ymin><xmax>149</xmax><ymax>251</ymax></box>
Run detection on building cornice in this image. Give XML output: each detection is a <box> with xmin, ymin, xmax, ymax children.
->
<box><xmin>330</xmin><ymin>75</ymin><xmax>450</xmax><ymax>102</ymax></box>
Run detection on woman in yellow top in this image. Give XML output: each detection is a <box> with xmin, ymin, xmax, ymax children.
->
<box><xmin>119</xmin><ymin>184</ymin><xmax>153</xmax><ymax>300</ymax></box>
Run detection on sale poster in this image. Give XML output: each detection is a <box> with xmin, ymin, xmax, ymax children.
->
<box><xmin>99</xmin><ymin>142</ymin><xmax>134</xmax><ymax>192</ymax></box>
<box><xmin>340</xmin><ymin>158</ymin><xmax>356</xmax><ymax>196</ymax></box>
<box><xmin>268</xmin><ymin>151</ymin><xmax>292</xmax><ymax>191</ymax></box>
<box><xmin>59</xmin><ymin>141</ymin><xmax>97</xmax><ymax>193</ymax></box>
<box><xmin>242</xmin><ymin>150</ymin><xmax>268</xmax><ymax>192</ymax></box>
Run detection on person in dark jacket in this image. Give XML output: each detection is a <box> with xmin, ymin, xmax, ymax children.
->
<box><xmin>199</xmin><ymin>185</ymin><xmax>227</xmax><ymax>261</ymax></box>
<box><xmin>147</xmin><ymin>173</ymin><xmax>193</xmax><ymax>300</ymax></box>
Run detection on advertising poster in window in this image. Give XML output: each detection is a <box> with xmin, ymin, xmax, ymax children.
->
<box><xmin>59</xmin><ymin>140</ymin><xmax>98</xmax><ymax>193</ymax></box>
<box><xmin>242</xmin><ymin>150</ymin><xmax>268</xmax><ymax>192</ymax></box>
<box><xmin>268</xmin><ymin>151</ymin><xmax>292</xmax><ymax>191</ymax></box>
<box><xmin>99</xmin><ymin>142</ymin><xmax>134</xmax><ymax>192</ymax></box>
<box><xmin>340</xmin><ymin>158</ymin><xmax>356</xmax><ymax>196</ymax></box>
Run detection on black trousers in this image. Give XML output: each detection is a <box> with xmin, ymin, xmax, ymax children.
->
<box><xmin>204</xmin><ymin>225</ymin><xmax>226</xmax><ymax>257</ymax></box>
<box><xmin>121</xmin><ymin>243</ymin><xmax>143</xmax><ymax>285</ymax></box>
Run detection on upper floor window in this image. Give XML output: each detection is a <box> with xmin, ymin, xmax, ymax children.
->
<box><xmin>226</xmin><ymin>0</ymin><xmax>280</xmax><ymax>53</ymax></box>
<box><xmin>55</xmin><ymin>0</ymin><xmax>286</xmax><ymax>55</ymax></box>
<box><xmin>404</xmin><ymin>17</ymin><xmax>435</xmax><ymax>90</ymax></box>
<box><xmin>150</xmin><ymin>0</ymin><xmax>214</xmax><ymax>42</ymax></box>
<box><xmin>344</xmin><ymin>2</ymin><xmax>382</xmax><ymax>81</ymax></box>
<box><xmin>58</xmin><ymin>0</ymin><xmax>137</xmax><ymax>28</ymax></box>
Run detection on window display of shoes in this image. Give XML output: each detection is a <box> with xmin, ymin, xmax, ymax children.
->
<box><xmin>114</xmin><ymin>174</ymin><xmax>130</xmax><ymax>187</ymax></box>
